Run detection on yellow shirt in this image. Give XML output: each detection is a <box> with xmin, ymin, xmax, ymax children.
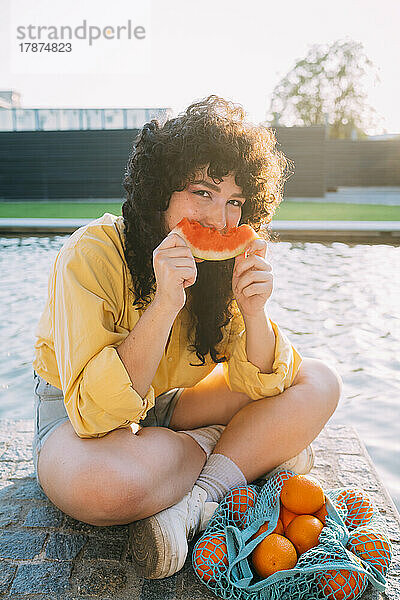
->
<box><xmin>33</xmin><ymin>213</ymin><xmax>302</xmax><ymax>439</ymax></box>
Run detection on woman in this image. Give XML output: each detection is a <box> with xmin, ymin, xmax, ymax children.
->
<box><xmin>32</xmin><ymin>95</ymin><xmax>341</xmax><ymax>580</ymax></box>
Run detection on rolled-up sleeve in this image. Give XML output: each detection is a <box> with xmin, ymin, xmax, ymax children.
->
<box><xmin>52</xmin><ymin>246</ymin><xmax>155</xmax><ymax>438</ymax></box>
<box><xmin>222</xmin><ymin>312</ymin><xmax>302</xmax><ymax>400</ymax></box>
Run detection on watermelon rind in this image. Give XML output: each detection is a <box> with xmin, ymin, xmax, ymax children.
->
<box><xmin>170</xmin><ymin>218</ymin><xmax>259</xmax><ymax>261</ymax></box>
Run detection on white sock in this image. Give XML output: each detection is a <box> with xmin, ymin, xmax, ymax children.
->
<box><xmin>195</xmin><ymin>453</ymin><xmax>247</xmax><ymax>503</ymax></box>
<box><xmin>178</xmin><ymin>425</ymin><xmax>225</xmax><ymax>459</ymax></box>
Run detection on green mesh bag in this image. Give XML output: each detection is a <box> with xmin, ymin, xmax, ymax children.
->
<box><xmin>192</xmin><ymin>469</ymin><xmax>392</xmax><ymax>600</ymax></box>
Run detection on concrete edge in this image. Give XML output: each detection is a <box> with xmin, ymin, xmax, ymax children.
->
<box><xmin>0</xmin><ymin>219</ymin><xmax>400</xmax><ymax>245</ymax></box>
<box><xmin>348</xmin><ymin>424</ymin><xmax>400</xmax><ymax>522</ymax></box>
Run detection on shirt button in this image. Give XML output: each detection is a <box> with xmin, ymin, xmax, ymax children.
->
<box><xmin>168</xmin><ymin>357</ymin><xmax>173</xmax><ymax>362</ymax></box>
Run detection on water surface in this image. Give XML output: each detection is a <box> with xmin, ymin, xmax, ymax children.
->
<box><xmin>0</xmin><ymin>235</ymin><xmax>399</xmax><ymax>509</ymax></box>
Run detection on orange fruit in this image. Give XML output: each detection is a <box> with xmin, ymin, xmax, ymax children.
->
<box><xmin>251</xmin><ymin>533</ymin><xmax>297</xmax><ymax>578</ymax></box>
<box><xmin>317</xmin><ymin>556</ymin><xmax>368</xmax><ymax>600</ymax></box>
<box><xmin>331</xmin><ymin>495</ymin><xmax>348</xmax><ymax>523</ymax></box>
<box><xmin>314</xmin><ymin>503</ymin><xmax>328</xmax><ymax>524</ymax></box>
<box><xmin>274</xmin><ymin>519</ymin><xmax>284</xmax><ymax>535</ymax></box>
<box><xmin>336</xmin><ymin>489</ymin><xmax>374</xmax><ymax>530</ymax></box>
<box><xmin>274</xmin><ymin>469</ymin><xmax>298</xmax><ymax>487</ymax></box>
<box><xmin>250</xmin><ymin>519</ymin><xmax>284</xmax><ymax>541</ymax></box>
<box><xmin>280</xmin><ymin>504</ymin><xmax>298</xmax><ymax>530</ymax></box>
<box><xmin>193</xmin><ymin>533</ymin><xmax>228</xmax><ymax>583</ymax></box>
<box><xmin>285</xmin><ymin>514</ymin><xmax>324</xmax><ymax>555</ymax></box>
<box><xmin>280</xmin><ymin>474</ymin><xmax>325</xmax><ymax>514</ymax></box>
<box><xmin>347</xmin><ymin>527</ymin><xmax>392</xmax><ymax>576</ymax></box>
<box><xmin>225</xmin><ymin>486</ymin><xmax>258</xmax><ymax>529</ymax></box>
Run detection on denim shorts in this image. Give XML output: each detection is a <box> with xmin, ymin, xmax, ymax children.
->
<box><xmin>32</xmin><ymin>369</ymin><xmax>184</xmax><ymax>494</ymax></box>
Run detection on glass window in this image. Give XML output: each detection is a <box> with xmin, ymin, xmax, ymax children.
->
<box><xmin>84</xmin><ymin>109</ymin><xmax>103</xmax><ymax>130</ymax></box>
<box><xmin>104</xmin><ymin>109</ymin><xmax>124</xmax><ymax>129</ymax></box>
<box><xmin>126</xmin><ymin>109</ymin><xmax>147</xmax><ymax>129</ymax></box>
<box><xmin>59</xmin><ymin>109</ymin><xmax>82</xmax><ymax>130</ymax></box>
<box><xmin>0</xmin><ymin>109</ymin><xmax>14</xmax><ymax>131</ymax></box>
<box><xmin>37</xmin><ymin>109</ymin><xmax>60</xmax><ymax>131</ymax></box>
<box><xmin>15</xmin><ymin>109</ymin><xmax>36</xmax><ymax>130</ymax></box>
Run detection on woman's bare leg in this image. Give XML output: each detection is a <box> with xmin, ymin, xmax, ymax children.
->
<box><xmin>37</xmin><ymin>358</ymin><xmax>340</xmax><ymax>527</ymax></box>
<box><xmin>168</xmin><ymin>364</ymin><xmax>253</xmax><ymax>430</ymax></box>
<box><xmin>212</xmin><ymin>358</ymin><xmax>341</xmax><ymax>482</ymax></box>
<box><xmin>37</xmin><ymin>423</ymin><xmax>207</xmax><ymax>527</ymax></box>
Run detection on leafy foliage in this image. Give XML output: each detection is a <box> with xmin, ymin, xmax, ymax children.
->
<box><xmin>266</xmin><ymin>39</ymin><xmax>383</xmax><ymax>139</ymax></box>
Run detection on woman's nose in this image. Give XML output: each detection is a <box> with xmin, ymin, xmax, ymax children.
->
<box><xmin>203</xmin><ymin>208</ymin><xmax>227</xmax><ymax>231</ymax></box>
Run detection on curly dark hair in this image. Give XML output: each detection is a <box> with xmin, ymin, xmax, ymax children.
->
<box><xmin>122</xmin><ymin>95</ymin><xmax>291</xmax><ymax>367</ymax></box>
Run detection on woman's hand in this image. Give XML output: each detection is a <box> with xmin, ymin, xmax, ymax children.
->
<box><xmin>153</xmin><ymin>232</ymin><xmax>198</xmax><ymax>314</ymax></box>
<box><xmin>232</xmin><ymin>238</ymin><xmax>273</xmax><ymax>319</ymax></box>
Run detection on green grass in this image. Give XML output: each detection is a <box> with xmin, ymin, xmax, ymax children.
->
<box><xmin>276</xmin><ymin>201</ymin><xmax>400</xmax><ymax>221</ymax></box>
<box><xmin>0</xmin><ymin>202</ymin><xmax>123</xmax><ymax>218</ymax></box>
<box><xmin>0</xmin><ymin>201</ymin><xmax>400</xmax><ymax>220</ymax></box>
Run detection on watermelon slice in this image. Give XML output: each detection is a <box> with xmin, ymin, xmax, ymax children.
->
<box><xmin>170</xmin><ymin>218</ymin><xmax>259</xmax><ymax>261</ymax></box>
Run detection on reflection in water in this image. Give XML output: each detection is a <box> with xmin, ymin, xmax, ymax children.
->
<box><xmin>0</xmin><ymin>236</ymin><xmax>399</xmax><ymax>509</ymax></box>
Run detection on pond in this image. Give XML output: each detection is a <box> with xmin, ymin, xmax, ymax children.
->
<box><xmin>0</xmin><ymin>235</ymin><xmax>399</xmax><ymax>511</ymax></box>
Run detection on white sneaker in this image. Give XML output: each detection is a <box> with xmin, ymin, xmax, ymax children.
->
<box><xmin>277</xmin><ymin>444</ymin><xmax>315</xmax><ymax>475</ymax></box>
<box><xmin>256</xmin><ymin>444</ymin><xmax>315</xmax><ymax>484</ymax></box>
<box><xmin>129</xmin><ymin>484</ymin><xmax>218</xmax><ymax>579</ymax></box>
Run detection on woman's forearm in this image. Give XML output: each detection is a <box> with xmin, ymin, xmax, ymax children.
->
<box><xmin>243</xmin><ymin>311</ymin><xmax>276</xmax><ymax>374</ymax></box>
<box><xmin>116</xmin><ymin>297</ymin><xmax>179</xmax><ymax>399</ymax></box>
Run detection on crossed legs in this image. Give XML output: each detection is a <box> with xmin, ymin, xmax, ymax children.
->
<box><xmin>37</xmin><ymin>358</ymin><xmax>341</xmax><ymax>526</ymax></box>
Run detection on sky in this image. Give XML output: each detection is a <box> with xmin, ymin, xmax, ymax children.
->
<box><xmin>1</xmin><ymin>0</ymin><xmax>400</xmax><ymax>134</ymax></box>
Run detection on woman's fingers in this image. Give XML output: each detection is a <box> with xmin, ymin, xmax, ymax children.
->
<box><xmin>233</xmin><ymin>269</ymin><xmax>272</xmax><ymax>296</ymax></box>
<box><xmin>234</xmin><ymin>254</ymin><xmax>272</xmax><ymax>279</ymax></box>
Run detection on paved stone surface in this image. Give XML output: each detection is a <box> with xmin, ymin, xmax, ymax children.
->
<box><xmin>0</xmin><ymin>418</ymin><xmax>399</xmax><ymax>599</ymax></box>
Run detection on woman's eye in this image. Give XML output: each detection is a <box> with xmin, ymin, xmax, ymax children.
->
<box><xmin>193</xmin><ymin>190</ymin><xmax>243</xmax><ymax>207</ymax></box>
<box><xmin>193</xmin><ymin>190</ymin><xmax>211</xmax><ymax>198</ymax></box>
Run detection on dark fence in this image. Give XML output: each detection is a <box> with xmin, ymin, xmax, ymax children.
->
<box><xmin>0</xmin><ymin>127</ymin><xmax>399</xmax><ymax>200</ymax></box>
<box><xmin>273</xmin><ymin>125</ymin><xmax>326</xmax><ymax>198</ymax></box>
<box><xmin>326</xmin><ymin>139</ymin><xmax>400</xmax><ymax>187</ymax></box>
<box><xmin>0</xmin><ymin>129</ymin><xmax>139</xmax><ymax>200</ymax></box>
<box><xmin>0</xmin><ymin>126</ymin><xmax>326</xmax><ymax>200</ymax></box>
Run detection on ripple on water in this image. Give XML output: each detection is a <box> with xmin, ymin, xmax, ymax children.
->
<box><xmin>0</xmin><ymin>236</ymin><xmax>399</xmax><ymax>508</ymax></box>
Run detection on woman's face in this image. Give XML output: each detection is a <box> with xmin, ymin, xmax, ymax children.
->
<box><xmin>163</xmin><ymin>166</ymin><xmax>246</xmax><ymax>262</ymax></box>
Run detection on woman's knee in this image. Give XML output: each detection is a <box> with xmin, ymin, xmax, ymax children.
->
<box><xmin>38</xmin><ymin>424</ymin><xmax>192</xmax><ymax>526</ymax></box>
<box><xmin>295</xmin><ymin>357</ymin><xmax>342</xmax><ymax>415</ymax></box>
<box><xmin>69</xmin><ymin>429</ymin><xmax>188</xmax><ymax>526</ymax></box>
<box><xmin>68</xmin><ymin>461</ymin><xmax>146</xmax><ymax>526</ymax></box>
<box><xmin>38</xmin><ymin>438</ymin><xmax>146</xmax><ymax>526</ymax></box>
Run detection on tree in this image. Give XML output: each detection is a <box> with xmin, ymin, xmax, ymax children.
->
<box><xmin>266</xmin><ymin>38</ymin><xmax>383</xmax><ymax>139</ymax></box>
